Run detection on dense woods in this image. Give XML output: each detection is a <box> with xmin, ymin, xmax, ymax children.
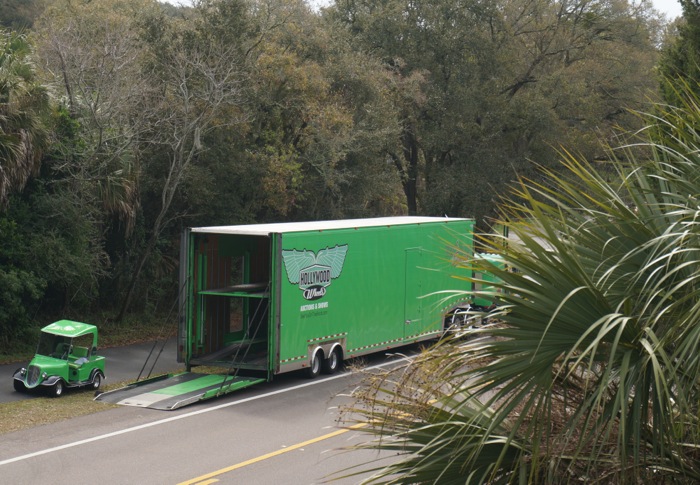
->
<box><xmin>0</xmin><ymin>0</ymin><xmax>687</xmax><ymax>348</ymax></box>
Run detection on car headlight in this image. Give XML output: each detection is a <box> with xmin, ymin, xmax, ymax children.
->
<box><xmin>42</xmin><ymin>372</ymin><xmax>48</xmax><ymax>379</ymax></box>
<box><xmin>20</xmin><ymin>368</ymin><xmax>26</xmax><ymax>376</ymax></box>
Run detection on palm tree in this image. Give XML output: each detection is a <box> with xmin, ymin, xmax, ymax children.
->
<box><xmin>0</xmin><ymin>29</ymin><xmax>48</xmax><ymax>207</ymax></box>
<box><xmin>342</xmin><ymin>94</ymin><xmax>700</xmax><ymax>483</ymax></box>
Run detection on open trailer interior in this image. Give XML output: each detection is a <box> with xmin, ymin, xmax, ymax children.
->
<box><xmin>183</xmin><ymin>232</ymin><xmax>273</xmax><ymax>376</ymax></box>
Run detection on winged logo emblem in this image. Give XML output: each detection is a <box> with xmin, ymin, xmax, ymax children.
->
<box><xmin>282</xmin><ymin>244</ymin><xmax>349</xmax><ymax>300</ymax></box>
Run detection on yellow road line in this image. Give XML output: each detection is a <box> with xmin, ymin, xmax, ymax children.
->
<box><xmin>177</xmin><ymin>422</ymin><xmax>368</xmax><ymax>485</ymax></box>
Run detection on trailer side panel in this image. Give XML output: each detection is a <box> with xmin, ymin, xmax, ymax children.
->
<box><xmin>276</xmin><ymin>219</ymin><xmax>473</xmax><ymax>372</ymax></box>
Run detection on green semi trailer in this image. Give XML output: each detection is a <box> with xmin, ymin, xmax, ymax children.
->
<box><xmin>97</xmin><ymin>216</ymin><xmax>484</xmax><ymax>410</ymax></box>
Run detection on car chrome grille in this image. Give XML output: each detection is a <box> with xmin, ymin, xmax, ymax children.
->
<box><xmin>26</xmin><ymin>365</ymin><xmax>41</xmax><ymax>387</ymax></box>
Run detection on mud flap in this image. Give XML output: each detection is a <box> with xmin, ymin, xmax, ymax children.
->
<box><xmin>94</xmin><ymin>372</ymin><xmax>265</xmax><ymax>410</ymax></box>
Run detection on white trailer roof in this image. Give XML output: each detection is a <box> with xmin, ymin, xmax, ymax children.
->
<box><xmin>191</xmin><ymin>216</ymin><xmax>470</xmax><ymax>236</ymax></box>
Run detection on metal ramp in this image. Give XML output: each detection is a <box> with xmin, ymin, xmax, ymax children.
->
<box><xmin>95</xmin><ymin>372</ymin><xmax>265</xmax><ymax>410</ymax></box>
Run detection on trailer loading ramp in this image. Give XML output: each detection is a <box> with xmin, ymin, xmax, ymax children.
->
<box><xmin>95</xmin><ymin>372</ymin><xmax>265</xmax><ymax>410</ymax></box>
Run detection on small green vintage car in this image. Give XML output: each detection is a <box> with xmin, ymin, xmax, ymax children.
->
<box><xmin>13</xmin><ymin>320</ymin><xmax>105</xmax><ymax>397</ymax></box>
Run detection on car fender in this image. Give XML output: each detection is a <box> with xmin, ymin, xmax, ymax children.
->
<box><xmin>42</xmin><ymin>375</ymin><xmax>64</xmax><ymax>387</ymax></box>
<box><xmin>90</xmin><ymin>368</ymin><xmax>105</xmax><ymax>381</ymax></box>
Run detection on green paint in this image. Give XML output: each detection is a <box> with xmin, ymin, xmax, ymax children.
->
<box><xmin>152</xmin><ymin>374</ymin><xmax>228</xmax><ymax>395</ymax></box>
<box><xmin>201</xmin><ymin>377</ymin><xmax>265</xmax><ymax>399</ymax></box>
<box><xmin>15</xmin><ymin>321</ymin><xmax>104</xmax><ymax>392</ymax></box>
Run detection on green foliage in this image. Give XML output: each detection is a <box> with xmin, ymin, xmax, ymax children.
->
<box><xmin>0</xmin><ymin>0</ymin><xmax>44</xmax><ymax>29</ymax></box>
<box><xmin>4</xmin><ymin>178</ymin><xmax>109</xmax><ymax>308</ymax></box>
<box><xmin>0</xmin><ymin>28</ymin><xmax>48</xmax><ymax>206</ymax></box>
<box><xmin>0</xmin><ymin>0</ymin><xmax>672</xmax><ymax>345</ymax></box>
<box><xmin>330</xmin><ymin>0</ymin><xmax>661</xmax><ymax>223</ymax></box>
<box><xmin>240</xmin><ymin>1</ymin><xmax>404</xmax><ymax>221</ymax></box>
<box><xmin>342</xmin><ymin>92</ymin><xmax>700</xmax><ymax>483</ymax></box>
<box><xmin>659</xmin><ymin>0</ymin><xmax>700</xmax><ymax>103</ymax></box>
<box><xmin>0</xmin><ymin>218</ymin><xmax>45</xmax><ymax>346</ymax></box>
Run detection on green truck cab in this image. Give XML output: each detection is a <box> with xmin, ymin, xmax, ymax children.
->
<box><xmin>444</xmin><ymin>252</ymin><xmax>505</xmax><ymax>333</ymax></box>
<box><xmin>13</xmin><ymin>320</ymin><xmax>105</xmax><ymax>397</ymax></box>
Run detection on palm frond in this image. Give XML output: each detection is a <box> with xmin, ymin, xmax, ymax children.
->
<box><xmin>342</xmin><ymin>91</ymin><xmax>700</xmax><ymax>483</ymax></box>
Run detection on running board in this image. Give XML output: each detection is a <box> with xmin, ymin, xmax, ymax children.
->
<box><xmin>94</xmin><ymin>372</ymin><xmax>266</xmax><ymax>410</ymax></box>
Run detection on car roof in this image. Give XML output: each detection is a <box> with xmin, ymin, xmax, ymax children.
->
<box><xmin>41</xmin><ymin>320</ymin><xmax>97</xmax><ymax>338</ymax></box>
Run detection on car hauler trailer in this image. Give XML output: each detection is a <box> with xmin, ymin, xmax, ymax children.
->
<box><xmin>96</xmin><ymin>216</ymin><xmax>476</xmax><ymax>410</ymax></box>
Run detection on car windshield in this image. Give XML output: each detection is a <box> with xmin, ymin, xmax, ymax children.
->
<box><xmin>37</xmin><ymin>332</ymin><xmax>72</xmax><ymax>360</ymax></box>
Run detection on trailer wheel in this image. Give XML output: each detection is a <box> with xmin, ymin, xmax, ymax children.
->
<box><xmin>306</xmin><ymin>352</ymin><xmax>322</xmax><ymax>379</ymax></box>
<box><xmin>322</xmin><ymin>348</ymin><xmax>342</xmax><ymax>374</ymax></box>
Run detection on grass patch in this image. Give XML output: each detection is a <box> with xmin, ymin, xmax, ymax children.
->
<box><xmin>0</xmin><ymin>381</ymin><xmax>131</xmax><ymax>435</ymax></box>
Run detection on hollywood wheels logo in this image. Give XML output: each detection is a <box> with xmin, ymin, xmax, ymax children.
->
<box><xmin>282</xmin><ymin>245</ymin><xmax>348</xmax><ymax>300</ymax></box>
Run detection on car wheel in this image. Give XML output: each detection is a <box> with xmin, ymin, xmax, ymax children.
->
<box><xmin>322</xmin><ymin>348</ymin><xmax>342</xmax><ymax>375</ymax></box>
<box><xmin>13</xmin><ymin>380</ymin><xmax>25</xmax><ymax>392</ymax></box>
<box><xmin>51</xmin><ymin>380</ymin><xmax>64</xmax><ymax>398</ymax></box>
<box><xmin>306</xmin><ymin>351</ymin><xmax>322</xmax><ymax>379</ymax></box>
<box><xmin>91</xmin><ymin>373</ymin><xmax>102</xmax><ymax>390</ymax></box>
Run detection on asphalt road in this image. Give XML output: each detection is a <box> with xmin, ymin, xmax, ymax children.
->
<box><xmin>2</xmin><ymin>338</ymin><xmax>183</xmax><ymax>402</ymax></box>
<box><xmin>0</xmin><ymin>351</ymin><xmax>409</xmax><ymax>484</ymax></box>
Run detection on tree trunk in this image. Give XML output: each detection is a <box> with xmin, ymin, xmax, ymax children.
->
<box><xmin>115</xmin><ymin>150</ymin><xmax>184</xmax><ymax>322</ymax></box>
<box><xmin>114</xmin><ymin>232</ymin><xmax>159</xmax><ymax>323</ymax></box>
<box><xmin>402</xmin><ymin>127</ymin><xmax>420</xmax><ymax>215</ymax></box>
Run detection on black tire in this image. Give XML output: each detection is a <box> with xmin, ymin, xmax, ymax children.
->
<box><xmin>322</xmin><ymin>348</ymin><xmax>342</xmax><ymax>375</ymax></box>
<box><xmin>90</xmin><ymin>372</ymin><xmax>102</xmax><ymax>390</ymax></box>
<box><xmin>306</xmin><ymin>351</ymin><xmax>322</xmax><ymax>379</ymax></box>
<box><xmin>50</xmin><ymin>380</ymin><xmax>64</xmax><ymax>398</ymax></box>
<box><xmin>13</xmin><ymin>379</ymin><xmax>25</xmax><ymax>392</ymax></box>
